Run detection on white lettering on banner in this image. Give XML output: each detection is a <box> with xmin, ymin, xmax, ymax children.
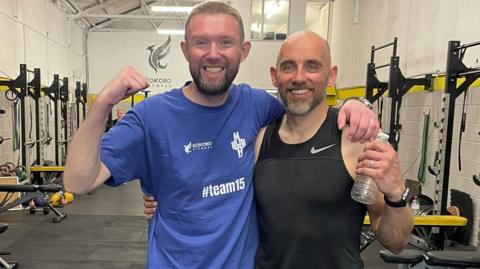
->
<box><xmin>202</xmin><ymin>177</ymin><xmax>245</xmax><ymax>198</ymax></box>
<box><xmin>147</xmin><ymin>77</ymin><xmax>173</xmax><ymax>90</ymax></box>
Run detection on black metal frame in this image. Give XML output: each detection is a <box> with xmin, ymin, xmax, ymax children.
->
<box><xmin>75</xmin><ymin>81</ymin><xmax>81</xmax><ymax>129</ymax></box>
<box><xmin>0</xmin><ymin>65</ymin><xmax>29</xmax><ymax>169</ymax></box>
<box><xmin>59</xmin><ymin>77</ymin><xmax>69</xmax><ymax>165</ymax></box>
<box><xmin>42</xmin><ymin>74</ymin><xmax>60</xmax><ymax>165</ymax></box>
<box><xmin>81</xmin><ymin>83</ymin><xmax>87</xmax><ymax>119</ymax></box>
<box><xmin>439</xmin><ymin>41</ymin><xmax>480</xmax><ymax>213</ymax></box>
<box><xmin>365</xmin><ymin>38</ymin><xmax>431</xmax><ymax>149</ymax></box>
<box><xmin>430</xmin><ymin>40</ymin><xmax>480</xmax><ymax>250</ymax></box>
<box><xmin>27</xmin><ymin>68</ymin><xmax>42</xmax><ymax>166</ymax></box>
<box><xmin>73</xmin><ymin>81</ymin><xmax>88</xmax><ymax>129</ymax></box>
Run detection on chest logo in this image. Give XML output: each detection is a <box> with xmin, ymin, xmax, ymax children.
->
<box><xmin>184</xmin><ymin>141</ymin><xmax>213</xmax><ymax>154</ymax></box>
<box><xmin>231</xmin><ymin>131</ymin><xmax>246</xmax><ymax>158</ymax></box>
<box><xmin>310</xmin><ymin>143</ymin><xmax>336</xmax><ymax>154</ymax></box>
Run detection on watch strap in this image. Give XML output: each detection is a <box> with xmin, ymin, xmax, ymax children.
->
<box><xmin>384</xmin><ymin>187</ymin><xmax>409</xmax><ymax>208</ymax></box>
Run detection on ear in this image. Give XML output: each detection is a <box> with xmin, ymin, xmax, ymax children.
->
<box><xmin>270</xmin><ymin>66</ymin><xmax>278</xmax><ymax>87</ymax></box>
<box><xmin>327</xmin><ymin>65</ymin><xmax>338</xmax><ymax>87</ymax></box>
<box><xmin>239</xmin><ymin>41</ymin><xmax>252</xmax><ymax>63</ymax></box>
<box><xmin>180</xmin><ymin>41</ymin><xmax>189</xmax><ymax>62</ymax></box>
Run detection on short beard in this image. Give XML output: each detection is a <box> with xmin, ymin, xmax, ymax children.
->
<box><xmin>283</xmin><ymin>95</ymin><xmax>323</xmax><ymax>116</ymax></box>
<box><xmin>190</xmin><ymin>65</ymin><xmax>239</xmax><ymax>96</ymax></box>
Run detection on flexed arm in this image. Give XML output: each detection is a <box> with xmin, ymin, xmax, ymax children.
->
<box><xmin>64</xmin><ymin>67</ymin><xmax>149</xmax><ymax>194</ymax></box>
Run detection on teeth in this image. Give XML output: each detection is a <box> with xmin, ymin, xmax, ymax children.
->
<box><xmin>204</xmin><ymin>67</ymin><xmax>223</xmax><ymax>73</ymax></box>
<box><xmin>290</xmin><ymin>89</ymin><xmax>309</xmax><ymax>94</ymax></box>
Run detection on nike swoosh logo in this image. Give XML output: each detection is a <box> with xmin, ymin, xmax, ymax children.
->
<box><xmin>310</xmin><ymin>143</ymin><xmax>336</xmax><ymax>154</ymax></box>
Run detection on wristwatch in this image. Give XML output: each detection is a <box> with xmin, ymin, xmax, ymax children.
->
<box><xmin>384</xmin><ymin>187</ymin><xmax>410</xmax><ymax>208</ymax></box>
<box><xmin>358</xmin><ymin>97</ymin><xmax>373</xmax><ymax>110</ymax></box>
<box><xmin>343</xmin><ymin>97</ymin><xmax>373</xmax><ymax>110</ymax></box>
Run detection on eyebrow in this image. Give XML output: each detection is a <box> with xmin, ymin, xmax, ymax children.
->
<box><xmin>279</xmin><ymin>59</ymin><xmax>323</xmax><ymax>67</ymax></box>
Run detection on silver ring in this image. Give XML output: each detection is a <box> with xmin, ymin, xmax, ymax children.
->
<box><xmin>370</xmin><ymin>160</ymin><xmax>374</xmax><ymax>168</ymax></box>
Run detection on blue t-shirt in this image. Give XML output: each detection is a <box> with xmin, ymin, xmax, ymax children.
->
<box><xmin>101</xmin><ymin>83</ymin><xmax>284</xmax><ymax>268</ymax></box>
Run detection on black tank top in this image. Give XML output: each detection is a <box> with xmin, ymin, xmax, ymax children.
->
<box><xmin>254</xmin><ymin>107</ymin><xmax>367</xmax><ymax>269</ymax></box>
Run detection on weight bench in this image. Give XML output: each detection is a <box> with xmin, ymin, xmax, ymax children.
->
<box><xmin>379</xmin><ymin>249</ymin><xmax>480</xmax><ymax>268</ymax></box>
<box><xmin>424</xmin><ymin>251</ymin><xmax>480</xmax><ymax>268</ymax></box>
<box><xmin>0</xmin><ymin>184</ymin><xmax>67</xmax><ymax>223</ymax></box>
<box><xmin>0</xmin><ymin>224</ymin><xmax>18</xmax><ymax>269</ymax></box>
<box><xmin>377</xmin><ymin>215</ymin><xmax>469</xmax><ymax>268</ymax></box>
<box><xmin>363</xmin><ymin>215</ymin><xmax>468</xmax><ymax>252</ymax></box>
<box><xmin>379</xmin><ymin>249</ymin><xmax>424</xmax><ymax>269</ymax></box>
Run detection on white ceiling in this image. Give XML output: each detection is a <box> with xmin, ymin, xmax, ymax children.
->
<box><xmin>53</xmin><ymin>0</ymin><xmax>218</xmax><ymax>32</ymax></box>
<box><xmin>52</xmin><ymin>0</ymin><xmax>329</xmax><ymax>33</ymax></box>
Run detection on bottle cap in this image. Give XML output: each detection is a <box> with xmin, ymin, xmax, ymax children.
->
<box><xmin>376</xmin><ymin>132</ymin><xmax>389</xmax><ymax>142</ymax></box>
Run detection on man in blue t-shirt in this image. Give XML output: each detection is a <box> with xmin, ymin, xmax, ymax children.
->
<box><xmin>64</xmin><ymin>1</ymin><xmax>379</xmax><ymax>268</ymax></box>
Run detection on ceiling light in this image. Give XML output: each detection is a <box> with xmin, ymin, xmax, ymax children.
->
<box><xmin>251</xmin><ymin>23</ymin><xmax>261</xmax><ymax>33</ymax></box>
<box><xmin>151</xmin><ymin>6</ymin><xmax>193</xmax><ymax>13</ymax></box>
<box><xmin>157</xmin><ymin>29</ymin><xmax>185</xmax><ymax>35</ymax></box>
<box><xmin>265</xmin><ymin>0</ymin><xmax>283</xmax><ymax>19</ymax></box>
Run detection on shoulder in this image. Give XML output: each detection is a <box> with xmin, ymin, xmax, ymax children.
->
<box><xmin>139</xmin><ymin>88</ymin><xmax>183</xmax><ymax>108</ymax></box>
<box><xmin>254</xmin><ymin>127</ymin><xmax>267</xmax><ymax>162</ymax></box>
<box><xmin>234</xmin><ymin>83</ymin><xmax>275</xmax><ymax>100</ymax></box>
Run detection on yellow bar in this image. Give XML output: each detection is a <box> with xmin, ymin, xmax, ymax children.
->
<box><xmin>30</xmin><ymin>166</ymin><xmax>65</xmax><ymax>172</ymax></box>
<box><xmin>364</xmin><ymin>215</ymin><xmax>467</xmax><ymax>227</ymax></box>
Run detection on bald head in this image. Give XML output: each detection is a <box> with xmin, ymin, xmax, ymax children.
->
<box><xmin>270</xmin><ymin>30</ymin><xmax>337</xmax><ymax>116</ymax></box>
<box><xmin>276</xmin><ymin>31</ymin><xmax>331</xmax><ymax>69</ymax></box>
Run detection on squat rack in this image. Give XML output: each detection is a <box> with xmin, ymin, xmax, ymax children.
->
<box><xmin>74</xmin><ymin>82</ymin><xmax>88</xmax><ymax>129</ymax></box>
<box><xmin>42</xmin><ymin>74</ymin><xmax>61</xmax><ymax>165</ymax></box>
<box><xmin>59</xmin><ymin>77</ymin><xmax>69</xmax><ymax>165</ymax></box>
<box><xmin>365</xmin><ymin>37</ymin><xmax>431</xmax><ymax>149</ymax></box>
<box><xmin>26</xmin><ymin>68</ymin><xmax>42</xmax><ymax>167</ymax></box>
<box><xmin>81</xmin><ymin>83</ymin><xmax>87</xmax><ymax>119</ymax></box>
<box><xmin>0</xmin><ymin>64</ymin><xmax>30</xmax><ymax>170</ymax></box>
<box><xmin>434</xmin><ymin>40</ymin><xmax>480</xmax><ymax>215</ymax></box>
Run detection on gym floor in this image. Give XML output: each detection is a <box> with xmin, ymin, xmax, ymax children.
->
<box><xmin>0</xmin><ymin>181</ymin><xmax>395</xmax><ymax>269</ymax></box>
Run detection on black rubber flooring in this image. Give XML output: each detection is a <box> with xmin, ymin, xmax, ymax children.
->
<box><xmin>0</xmin><ymin>181</ymin><xmax>395</xmax><ymax>268</ymax></box>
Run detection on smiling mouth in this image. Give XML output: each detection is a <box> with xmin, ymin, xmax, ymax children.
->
<box><xmin>289</xmin><ymin>88</ymin><xmax>310</xmax><ymax>95</ymax></box>
<box><xmin>203</xmin><ymin>66</ymin><xmax>224</xmax><ymax>73</ymax></box>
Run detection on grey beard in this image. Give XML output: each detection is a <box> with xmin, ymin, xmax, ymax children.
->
<box><xmin>283</xmin><ymin>95</ymin><xmax>324</xmax><ymax>116</ymax></box>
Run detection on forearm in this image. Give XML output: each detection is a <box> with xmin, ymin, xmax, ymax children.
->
<box><xmin>64</xmin><ymin>99</ymin><xmax>112</xmax><ymax>194</ymax></box>
<box><xmin>374</xmin><ymin>206</ymin><xmax>414</xmax><ymax>253</ymax></box>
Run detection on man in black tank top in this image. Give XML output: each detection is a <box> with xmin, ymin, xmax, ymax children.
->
<box><xmin>253</xmin><ymin>31</ymin><xmax>414</xmax><ymax>269</ymax></box>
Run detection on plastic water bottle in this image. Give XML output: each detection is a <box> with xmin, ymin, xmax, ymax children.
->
<box><xmin>411</xmin><ymin>196</ymin><xmax>420</xmax><ymax>215</ymax></box>
<box><xmin>351</xmin><ymin>132</ymin><xmax>390</xmax><ymax>205</ymax></box>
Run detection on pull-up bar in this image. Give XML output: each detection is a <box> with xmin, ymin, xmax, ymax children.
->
<box><xmin>365</xmin><ymin>38</ymin><xmax>432</xmax><ymax>149</ymax></box>
<box><xmin>454</xmin><ymin>40</ymin><xmax>480</xmax><ymax>50</ymax></box>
